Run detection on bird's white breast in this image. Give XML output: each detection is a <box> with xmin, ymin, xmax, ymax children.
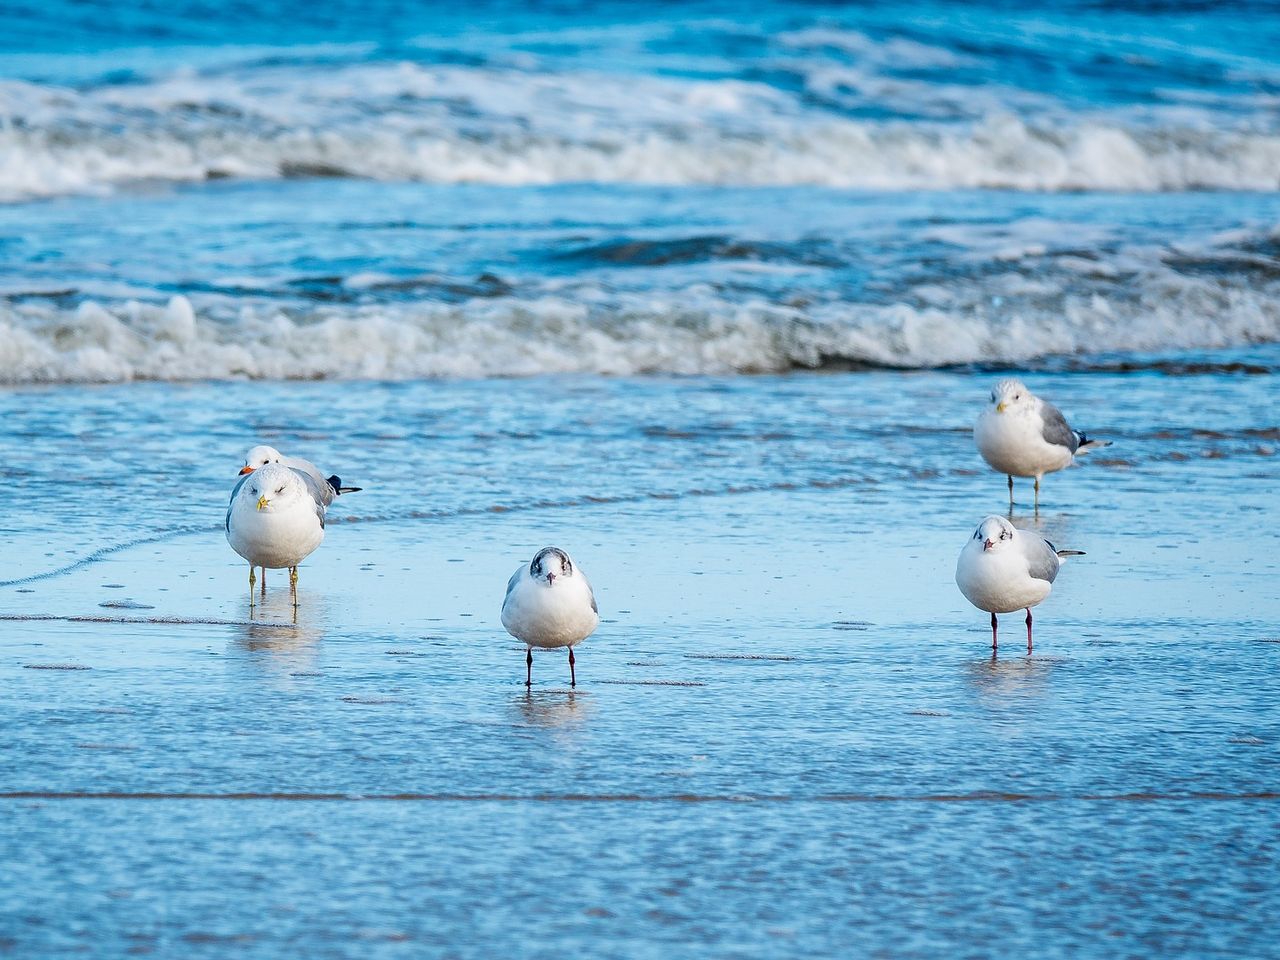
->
<box><xmin>227</xmin><ymin>497</ymin><xmax>324</xmax><ymax>569</ymax></box>
<box><xmin>974</xmin><ymin>407</ymin><xmax>1074</xmax><ymax>478</ymax></box>
<box><xmin>502</xmin><ymin>573</ymin><xmax>598</xmax><ymax>649</ymax></box>
<box><xmin>955</xmin><ymin>542</ymin><xmax>1052</xmax><ymax>614</ymax></box>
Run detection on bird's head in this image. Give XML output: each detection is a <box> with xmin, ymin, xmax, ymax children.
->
<box><xmin>530</xmin><ymin>547</ymin><xmax>573</xmax><ymax>587</ymax></box>
<box><xmin>991</xmin><ymin>379</ymin><xmax>1033</xmax><ymax>415</ymax></box>
<box><xmin>247</xmin><ymin>463</ymin><xmax>303</xmax><ymax>513</ymax></box>
<box><xmin>973</xmin><ymin>515</ymin><xmax>1016</xmax><ymax>553</ymax></box>
<box><xmin>240</xmin><ymin>444</ymin><xmax>284</xmax><ymax>476</ymax></box>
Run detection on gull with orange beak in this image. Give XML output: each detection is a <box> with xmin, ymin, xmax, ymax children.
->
<box><xmin>226</xmin><ymin>462</ymin><xmax>328</xmax><ymax>606</ymax></box>
<box><xmin>501</xmin><ymin>547</ymin><xmax>599</xmax><ymax>687</ymax></box>
<box><xmin>974</xmin><ymin>379</ymin><xmax>1110</xmax><ymax>509</ymax></box>
<box><xmin>955</xmin><ymin>515</ymin><xmax>1084</xmax><ymax>651</ymax></box>
<box><xmin>239</xmin><ymin>444</ymin><xmax>361</xmax><ymax>509</ymax></box>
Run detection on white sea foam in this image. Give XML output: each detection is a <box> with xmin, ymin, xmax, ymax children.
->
<box><xmin>4</xmin><ymin>61</ymin><xmax>1280</xmax><ymax>202</ymax></box>
<box><xmin>3</xmin><ymin>275</ymin><xmax>1279</xmax><ymax>383</ymax></box>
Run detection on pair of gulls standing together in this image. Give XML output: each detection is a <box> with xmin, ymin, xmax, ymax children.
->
<box><xmin>959</xmin><ymin>378</ymin><xmax>1110</xmax><ymax>650</ymax></box>
<box><xmin>224</xmin><ymin>378</ymin><xmax>1108</xmax><ymax>686</ymax></box>
<box><xmin>225</xmin><ymin>446</ymin><xmax>596</xmax><ymax>686</ymax></box>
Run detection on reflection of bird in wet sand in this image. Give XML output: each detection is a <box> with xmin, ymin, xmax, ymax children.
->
<box><xmin>956</xmin><ymin>515</ymin><xmax>1084</xmax><ymax>652</ymax></box>
<box><xmin>517</xmin><ymin>691</ymin><xmax>588</xmax><ymax>729</ymax></box>
<box><xmin>502</xmin><ymin>547</ymin><xmax>598</xmax><ymax>687</ymax></box>
<box><xmin>975</xmin><ymin>379</ymin><xmax>1111</xmax><ymax>509</ymax></box>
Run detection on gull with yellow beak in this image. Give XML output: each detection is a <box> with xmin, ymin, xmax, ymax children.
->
<box><xmin>226</xmin><ymin>462</ymin><xmax>327</xmax><ymax>605</ymax></box>
<box><xmin>974</xmin><ymin>379</ymin><xmax>1111</xmax><ymax>509</ymax></box>
<box><xmin>239</xmin><ymin>444</ymin><xmax>361</xmax><ymax>509</ymax></box>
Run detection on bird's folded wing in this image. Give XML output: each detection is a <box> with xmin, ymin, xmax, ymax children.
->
<box><xmin>285</xmin><ymin>456</ymin><xmax>336</xmax><ymax>507</ymax></box>
<box><xmin>1039</xmin><ymin>402</ymin><xmax>1081</xmax><ymax>453</ymax></box>
<box><xmin>1024</xmin><ymin>537</ymin><xmax>1062</xmax><ymax>584</ymax></box>
<box><xmin>289</xmin><ymin>468</ymin><xmax>329</xmax><ymax>528</ymax></box>
<box><xmin>225</xmin><ymin>473</ymin><xmax>250</xmax><ymax>532</ymax></box>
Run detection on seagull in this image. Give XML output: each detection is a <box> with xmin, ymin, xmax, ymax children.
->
<box><xmin>955</xmin><ymin>515</ymin><xmax>1084</xmax><ymax>651</ymax></box>
<box><xmin>974</xmin><ymin>379</ymin><xmax>1111</xmax><ymax>508</ymax></box>
<box><xmin>240</xmin><ymin>444</ymin><xmax>361</xmax><ymax>508</ymax></box>
<box><xmin>226</xmin><ymin>462</ymin><xmax>327</xmax><ymax>606</ymax></box>
<box><xmin>501</xmin><ymin>547</ymin><xmax>599</xmax><ymax>687</ymax></box>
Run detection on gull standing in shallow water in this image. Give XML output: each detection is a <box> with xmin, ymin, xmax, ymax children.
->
<box><xmin>955</xmin><ymin>515</ymin><xmax>1084</xmax><ymax>651</ymax></box>
<box><xmin>240</xmin><ymin>444</ymin><xmax>361</xmax><ymax>508</ymax></box>
<box><xmin>974</xmin><ymin>379</ymin><xmax>1111</xmax><ymax>509</ymax></box>
<box><xmin>226</xmin><ymin>463</ymin><xmax>327</xmax><ymax>607</ymax></box>
<box><xmin>502</xmin><ymin>547</ymin><xmax>599</xmax><ymax>687</ymax></box>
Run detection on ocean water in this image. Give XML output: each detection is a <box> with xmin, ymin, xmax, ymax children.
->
<box><xmin>2</xmin><ymin>2</ymin><xmax>1279</xmax><ymax>958</ymax></box>
<box><xmin>4</xmin><ymin>1</ymin><xmax>1280</xmax><ymax>379</ymax></box>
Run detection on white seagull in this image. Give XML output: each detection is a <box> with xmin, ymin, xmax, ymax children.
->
<box><xmin>974</xmin><ymin>379</ymin><xmax>1111</xmax><ymax>508</ymax></box>
<box><xmin>240</xmin><ymin>444</ymin><xmax>361</xmax><ymax>508</ymax></box>
<box><xmin>501</xmin><ymin>547</ymin><xmax>599</xmax><ymax>687</ymax></box>
<box><xmin>955</xmin><ymin>515</ymin><xmax>1084</xmax><ymax>651</ymax></box>
<box><xmin>226</xmin><ymin>462</ymin><xmax>327</xmax><ymax>605</ymax></box>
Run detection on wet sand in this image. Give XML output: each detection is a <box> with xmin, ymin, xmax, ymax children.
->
<box><xmin>2</xmin><ymin>369</ymin><xmax>1278</xmax><ymax>957</ymax></box>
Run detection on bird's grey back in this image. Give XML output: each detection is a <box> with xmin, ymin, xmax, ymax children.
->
<box><xmin>1023</xmin><ymin>535</ymin><xmax>1061</xmax><ymax>583</ymax></box>
<box><xmin>1038</xmin><ymin>401</ymin><xmax>1081</xmax><ymax>453</ymax></box>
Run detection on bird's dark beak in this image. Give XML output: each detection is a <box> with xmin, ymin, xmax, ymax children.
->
<box><xmin>547</xmin><ymin>572</ymin><xmax>556</xmax><ymax>585</ymax></box>
<box><xmin>239</xmin><ymin>465</ymin><xmax>254</xmax><ymax>475</ymax></box>
<box><xmin>983</xmin><ymin>539</ymin><xmax>994</xmax><ymax>551</ymax></box>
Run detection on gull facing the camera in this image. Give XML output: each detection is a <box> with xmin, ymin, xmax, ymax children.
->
<box><xmin>502</xmin><ymin>547</ymin><xmax>599</xmax><ymax>687</ymax></box>
<box><xmin>974</xmin><ymin>379</ymin><xmax>1110</xmax><ymax>508</ymax></box>
<box><xmin>955</xmin><ymin>515</ymin><xmax>1084</xmax><ymax>651</ymax></box>
<box><xmin>226</xmin><ymin>462</ymin><xmax>328</xmax><ymax>605</ymax></box>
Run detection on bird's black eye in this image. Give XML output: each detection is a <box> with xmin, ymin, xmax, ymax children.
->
<box><xmin>1001</xmin><ymin>530</ymin><xmax>1011</xmax><ymax>540</ymax></box>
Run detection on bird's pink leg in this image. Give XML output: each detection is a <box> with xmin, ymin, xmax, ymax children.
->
<box><xmin>525</xmin><ymin>647</ymin><xmax>533</xmax><ymax>687</ymax></box>
<box><xmin>991</xmin><ymin>612</ymin><xmax>998</xmax><ymax>651</ymax></box>
<box><xmin>568</xmin><ymin>647</ymin><xmax>576</xmax><ymax>688</ymax></box>
<box><xmin>1025</xmin><ymin>608</ymin><xmax>1033</xmax><ymax>652</ymax></box>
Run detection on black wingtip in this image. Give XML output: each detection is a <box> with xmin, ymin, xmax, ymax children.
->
<box><xmin>326</xmin><ymin>475</ymin><xmax>362</xmax><ymax>496</ymax></box>
<box><xmin>1056</xmin><ymin>549</ymin><xmax>1086</xmax><ymax>557</ymax></box>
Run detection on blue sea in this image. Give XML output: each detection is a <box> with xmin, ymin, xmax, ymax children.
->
<box><xmin>1</xmin><ymin>3</ymin><xmax>1278</xmax><ymax>958</ymax></box>
<box><xmin>4</xmin><ymin>1</ymin><xmax>1280</xmax><ymax>378</ymax></box>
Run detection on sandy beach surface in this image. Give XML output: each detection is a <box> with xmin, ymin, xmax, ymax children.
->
<box><xmin>2</xmin><ymin>369</ymin><xmax>1277</xmax><ymax>957</ymax></box>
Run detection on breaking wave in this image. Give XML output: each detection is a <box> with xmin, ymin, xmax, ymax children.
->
<box><xmin>4</xmin><ymin>59</ymin><xmax>1280</xmax><ymax>202</ymax></box>
<box><xmin>4</xmin><ymin>281</ymin><xmax>1279</xmax><ymax>383</ymax></box>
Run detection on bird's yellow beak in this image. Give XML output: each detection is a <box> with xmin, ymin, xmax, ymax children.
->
<box><xmin>996</xmin><ymin>401</ymin><xmax>1008</xmax><ymax>413</ymax></box>
<box><xmin>239</xmin><ymin>465</ymin><xmax>255</xmax><ymax>475</ymax></box>
<box><xmin>256</xmin><ymin>496</ymin><xmax>269</xmax><ymax>511</ymax></box>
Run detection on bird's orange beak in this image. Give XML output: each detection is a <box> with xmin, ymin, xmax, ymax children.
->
<box><xmin>239</xmin><ymin>465</ymin><xmax>255</xmax><ymax>475</ymax></box>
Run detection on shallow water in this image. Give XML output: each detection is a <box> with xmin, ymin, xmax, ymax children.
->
<box><xmin>2</xmin><ymin>369</ymin><xmax>1277</xmax><ymax>956</ymax></box>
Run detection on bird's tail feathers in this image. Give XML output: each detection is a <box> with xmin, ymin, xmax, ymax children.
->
<box><xmin>1074</xmin><ymin>433</ymin><xmax>1112</xmax><ymax>454</ymax></box>
<box><xmin>326</xmin><ymin>475</ymin><xmax>363</xmax><ymax>496</ymax></box>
